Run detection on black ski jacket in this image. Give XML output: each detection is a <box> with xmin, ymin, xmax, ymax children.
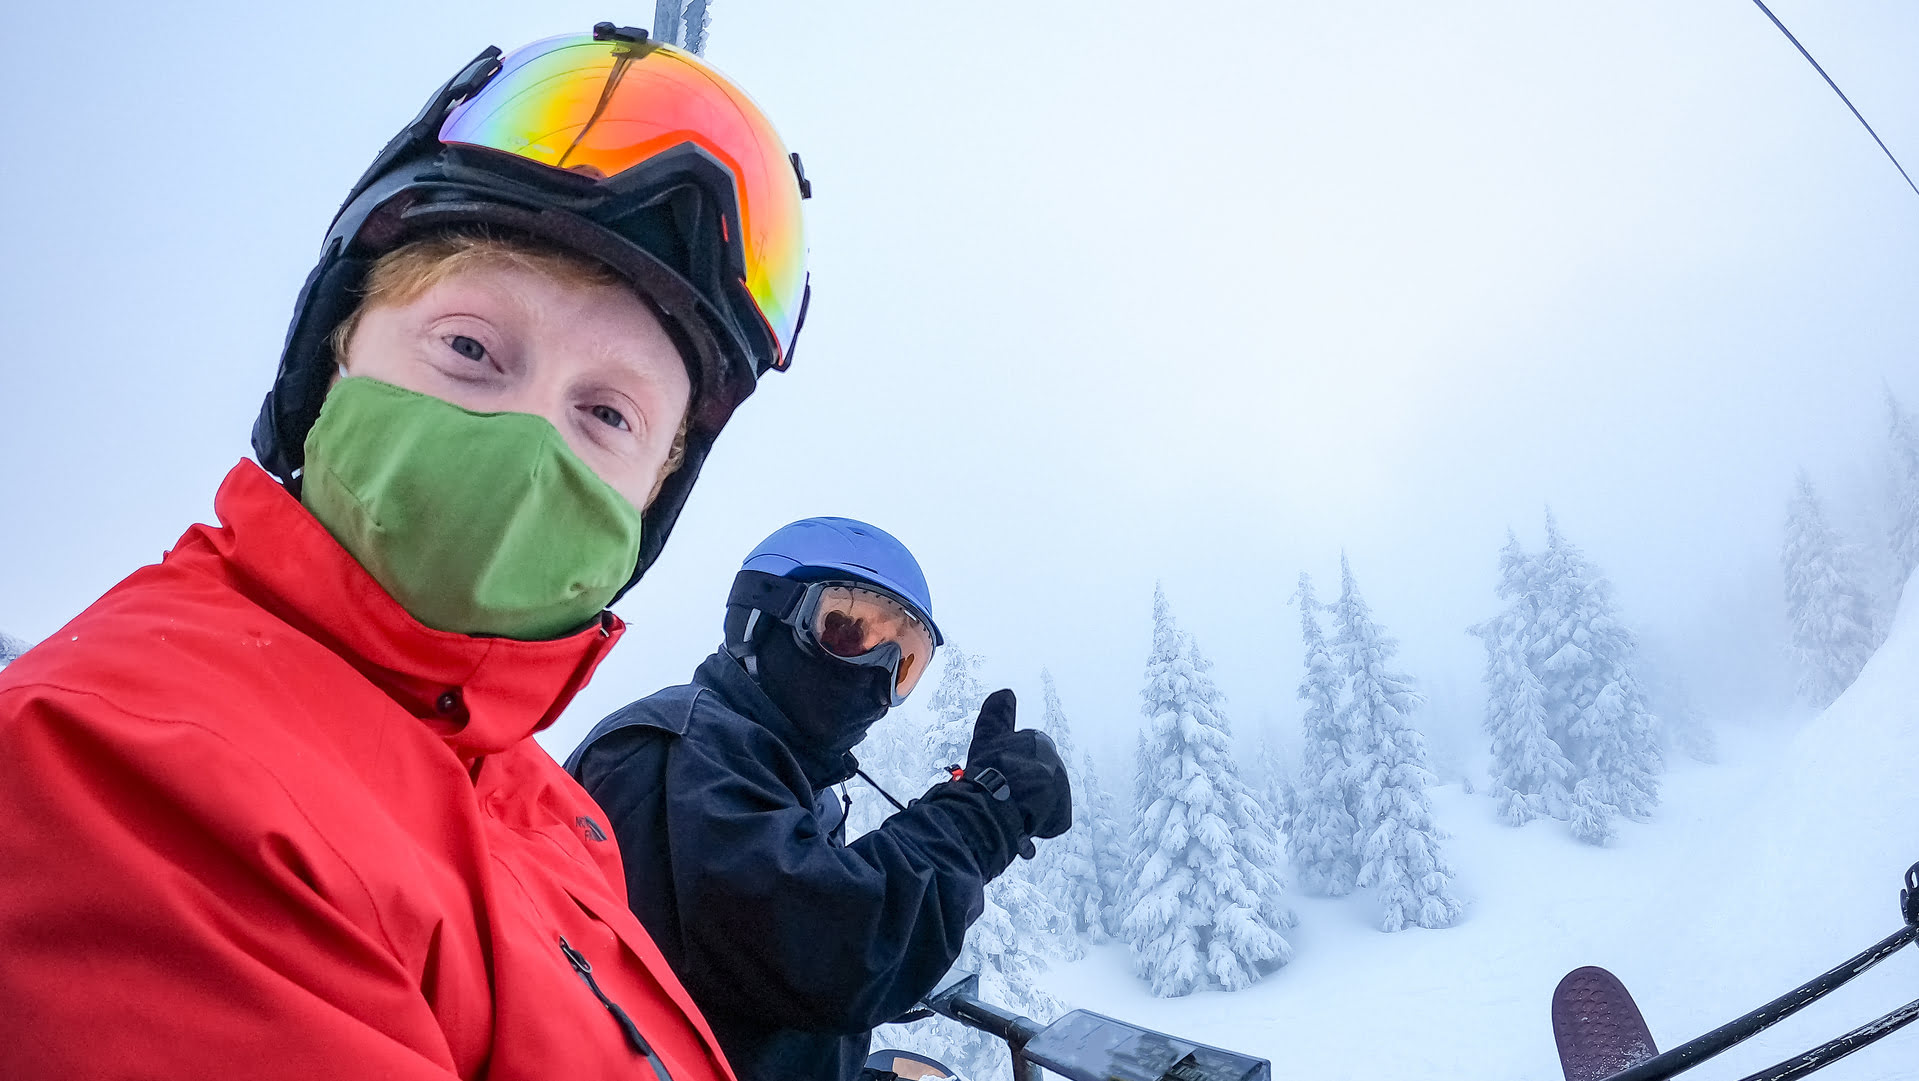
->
<box><xmin>565</xmin><ymin>652</ymin><xmax>1025</xmax><ymax>1081</ymax></box>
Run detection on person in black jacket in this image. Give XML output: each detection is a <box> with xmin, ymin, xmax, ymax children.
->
<box><xmin>565</xmin><ymin>517</ymin><xmax>1072</xmax><ymax>1081</ymax></box>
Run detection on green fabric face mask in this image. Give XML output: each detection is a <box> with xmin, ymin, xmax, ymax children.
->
<box><xmin>300</xmin><ymin>377</ymin><xmax>643</xmax><ymax>640</ymax></box>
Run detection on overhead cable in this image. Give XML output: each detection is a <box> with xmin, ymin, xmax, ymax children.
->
<box><xmin>1749</xmin><ymin>0</ymin><xmax>1919</xmax><ymax>199</ymax></box>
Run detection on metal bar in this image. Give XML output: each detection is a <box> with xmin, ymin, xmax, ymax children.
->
<box><xmin>936</xmin><ymin>992</ymin><xmax>1043</xmax><ymax>1045</ymax></box>
<box><xmin>1598</xmin><ymin>922</ymin><xmax>1918</xmax><ymax>1081</ymax></box>
<box><xmin>1734</xmin><ymin>996</ymin><xmax>1919</xmax><ymax>1081</ymax></box>
<box><xmin>927</xmin><ymin>991</ymin><xmax>1045</xmax><ymax>1081</ymax></box>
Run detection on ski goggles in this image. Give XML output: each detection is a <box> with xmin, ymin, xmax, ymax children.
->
<box><xmin>437</xmin><ymin>27</ymin><xmax>807</xmax><ymax>368</ymax></box>
<box><xmin>731</xmin><ymin>573</ymin><xmax>938</xmax><ymax>704</ymax></box>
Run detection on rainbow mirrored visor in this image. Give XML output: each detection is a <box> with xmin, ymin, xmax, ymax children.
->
<box><xmin>438</xmin><ymin>30</ymin><xmax>807</xmax><ymax>367</ymax></box>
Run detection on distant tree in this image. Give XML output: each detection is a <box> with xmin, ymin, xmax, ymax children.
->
<box><xmin>0</xmin><ymin>631</ymin><xmax>28</xmax><ymax>667</ymax></box>
<box><xmin>1252</xmin><ymin>735</ymin><xmax>1297</xmax><ymax>839</ymax></box>
<box><xmin>1639</xmin><ymin>657</ymin><xmax>1718</xmax><ymax>766</ymax></box>
<box><xmin>1783</xmin><ymin>472</ymin><xmax>1885</xmax><ymax>708</ymax></box>
<box><xmin>1472</xmin><ymin>532</ymin><xmax>1574</xmax><ymax>824</ymax></box>
<box><xmin>1534</xmin><ymin>513</ymin><xmax>1662</xmax><ymax>822</ymax></box>
<box><xmin>1120</xmin><ymin>585</ymin><xmax>1294</xmax><ymax>996</ymax></box>
<box><xmin>922</xmin><ymin>645</ymin><xmax>990</xmax><ymax>773</ymax></box>
<box><xmin>1332</xmin><ymin>556</ymin><xmax>1464</xmax><ymax>931</ymax></box>
<box><xmin>1885</xmin><ymin>390</ymin><xmax>1919</xmax><ymax>598</ymax></box>
<box><xmin>1286</xmin><ymin>572</ymin><xmax>1360</xmax><ymax>896</ymax></box>
<box><xmin>1024</xmin><ymin>669</ymin><xmax>1098</xmax><ymax>955</ymax></box>
<box><xmin>1078</xmin><ymin>750</ymin><xmax>1131</xmax><ymax>942</ymax></box>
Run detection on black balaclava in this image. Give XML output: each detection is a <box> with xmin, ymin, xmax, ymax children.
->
<box><xmin>749</xmin><ymin>618</ymin><xmax>892</xmax><ymax>759</ymax></box>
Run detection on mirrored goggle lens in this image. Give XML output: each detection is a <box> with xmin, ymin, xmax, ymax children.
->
<box><xmin>807</xmin><ymin>585</ymin><xmax>936</xmax><ymax>697</ymax></box>
<box><xmin>438</xmin><ymin>33</ymin><xmax>806</xmax><ymax>363</ymax></box>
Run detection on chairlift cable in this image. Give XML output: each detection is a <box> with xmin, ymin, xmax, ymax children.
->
<box><xmin>1748</xmin><ymin>0</ymin><xmax>1919</xmax><ymax>199</ymax></box>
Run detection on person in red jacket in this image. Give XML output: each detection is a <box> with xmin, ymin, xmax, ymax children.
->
<box><xmin>0</xmin><ymin>25</ymin><xmax>809</xmax><ymax>1080</ymax></box>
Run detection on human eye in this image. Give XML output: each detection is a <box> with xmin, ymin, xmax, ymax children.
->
<box><xmin>586</xmin><ymin>403</ymin><xmax>631</xmax><ymax>432</ymax></box>
<box><xmin>444</xmin><ymin>334</ymin><xmax>489</xmax><ymax>363</ymax></box>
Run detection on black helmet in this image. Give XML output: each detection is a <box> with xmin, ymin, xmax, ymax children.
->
<box><xmin>253</xmin><ymin>24</ymin><xmax>812</xmax><ymax>584</ymax></box>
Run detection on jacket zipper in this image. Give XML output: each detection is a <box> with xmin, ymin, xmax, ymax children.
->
<box><xmin>558</xmin><ymin>935</ymin><xmax>675</xmax><ymax>1081</ymax></box>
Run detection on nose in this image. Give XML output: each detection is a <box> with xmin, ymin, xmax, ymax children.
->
<box><xmin>489</xmin><ymin>376</ymin><xmax>578</xmax><ymax>450</ymax></box>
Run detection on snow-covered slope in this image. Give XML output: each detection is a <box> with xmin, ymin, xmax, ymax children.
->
<box><xmin>1760</xmin><ymin>571</ymin><xmax>1919</xmax><ymax>935</ymax></box>
<box><xmin>1028</xmin><ymin>577</ymin><xmax>1919</xmax><ymax>1081</ymax></box>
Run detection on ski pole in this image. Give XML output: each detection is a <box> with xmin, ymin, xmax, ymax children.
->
<box><xmin>1730</xmin><ymin>994</ymin><xmax>1919</xmax><ymax>1081</ymax></box>
<box><xmin>1597</xmin><ymin>860</ymin><xmax>1919</xmax><ymax>1081</ymax></box>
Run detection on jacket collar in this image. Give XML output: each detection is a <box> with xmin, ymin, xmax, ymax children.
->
<box><xmin>190</xmin><ymin>460</ymin><xmax>623</xmax><ymax>759</ymax></box>
<box><xmin>692</xmin><ymin>652</ymin><xmax>859</xmax><ymax>790</ymax></box>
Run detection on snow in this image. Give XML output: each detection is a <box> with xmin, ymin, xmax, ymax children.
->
<box><xmin>1019</xmin><ymin>572</ymin><xmax>1919</xmax><ymax>1081</ymax></box>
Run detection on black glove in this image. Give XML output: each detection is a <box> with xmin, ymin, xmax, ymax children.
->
<box><xmin>963</xmin><ymin>689</ymin><xmax>1072</xmax><ymax>845</ymax></box>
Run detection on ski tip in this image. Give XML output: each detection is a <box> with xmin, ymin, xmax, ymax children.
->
<box><xmin>1552</xmin><ymin>966</ymin><xmax>1659</xmax><ymax>1081</ymax></box>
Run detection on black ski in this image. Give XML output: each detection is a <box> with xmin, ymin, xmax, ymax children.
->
<box><xmin>1553</xmin><ymin>966</ymin><xmax>1659</xmax><ymax>1081</ymax></box>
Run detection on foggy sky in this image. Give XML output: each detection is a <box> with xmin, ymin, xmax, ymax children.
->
<box><xmin>2</xmin><ymin>1</ymin><xmax>1915</xmax><ymax>774</ymax></box>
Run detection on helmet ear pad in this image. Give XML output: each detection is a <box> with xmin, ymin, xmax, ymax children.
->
<box><xmin>722</xmin><ymin>570</ymin><xmax>805</xmax><ymax>660</ymax></box>
<box><xmin>722</xmin><ymin>601</ymin><xmax>763</xmax><ymax>660</ymax></box>
<box><xmin>252</xmin><ymin>248</ymin><xmax>371</xmax><ymax>490</ymax></box>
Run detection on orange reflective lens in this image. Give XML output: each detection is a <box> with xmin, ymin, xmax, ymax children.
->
<box><xmin>807</xmin><ymin>584</ymin><xmax>937</xmax><ymax>698</ymax></box>
<box><xmin>438</xmin><ymin>33</ymin><xmax>806</xmax><ymax>363</ymax></box>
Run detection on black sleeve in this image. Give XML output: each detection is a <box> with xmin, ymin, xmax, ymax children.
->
<box><xmin>587</xmin><ymin>715</ymin><xmax>1025</xmax><ymax>1035</ymax></box>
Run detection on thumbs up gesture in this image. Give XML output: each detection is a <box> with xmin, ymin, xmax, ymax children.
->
<box><xmin>963</xmin><ymin>689</ymin><xmax>1073</xmax><ymax>842</ymax></box>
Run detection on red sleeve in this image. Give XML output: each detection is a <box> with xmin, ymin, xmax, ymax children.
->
<box><xmin>0</xmin><ymin>686</ymin><xmax>462</xmax><ymax>1079</ymax></box>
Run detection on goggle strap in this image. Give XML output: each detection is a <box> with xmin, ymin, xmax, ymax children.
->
<box><xmin>340</xmin><ymin>47</ymin><xmax>503</xmax><ymax>225</ymax></box>
<box><xmin>727</xmin><ymin>570</ymin><xmax>806</xmax><ymax>622</ymax></box>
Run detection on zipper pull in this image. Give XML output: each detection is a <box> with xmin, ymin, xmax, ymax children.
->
<box><xmin>558</xmin><ymin>935</ymin><xmax>675</xmax><ymax>1081</ymax></box>
<box><xmin>559</xmin><ymin>935</ymin><xmax>593</xmax><ymax>975</ymax></box>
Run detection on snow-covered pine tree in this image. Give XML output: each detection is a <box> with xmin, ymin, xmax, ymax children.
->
<box><xmin>1534</xmin><ymin>513</ymin><xmax>1661</xmax><ymax>822</ymax></box>
<box><xmin>922</xmin><ymin>644</ymin><xmax>989</xmax><ymax>777</ymax></box>
<box><xmin>1120</xmin><ymin>585</ymin><xmax>1294</xmax><ymax>996</ymax></box>
<box><xmin>1782</xmin><ymin>472</ymin><xmax>1885</xmax><ymax>709</ymax></box>
<box><xmin>1332</xmin><ymin>556</ymin><xmax>1463</xmax><ymax>931</ymax></box>
<box><xmin>1079</xmin><ymin>751</ymin><xmax>1131</xmax><ymax>941</ymax></box>
<box><xmin>0</xmin><ymin>631</ymin><xmax>28</xmax><ymax>667</ymax></box>
<box><xmin>1026</xmin><ymin>669</ymin><xmax>1101</xmax><ymax>951</ymax></box>
<box><xmin>1885</xmin><ymin>390</ymin><xmax>1919</xmax><ymax>598</ymax></box>
<box><xmin>1567</xmin><ymin>778</ymin><xmax>1616</xmax><ymax>846</ymax></box>
<box><xmin>1639</xmin><ymin>657</ymin><xmax>1718</xmax><ymax>766</ymax></box>
<box><xmin>1252</xmin><ymin>735</ymin><xmax>1296</xmax><ymax>839</ymax></box>
<box><xmin>1471</xmin><ymin>531</ymin><xmax>1574</xmax><ymax>825</ymax></box>
<box><xmin>1286</xmin><ymin>572</ymin><xmax>1360</xmax><ymax>896</ymax></box>
<box><xmin>1487</xmin><ymin>638</ymin><xmax>1571</xmax><ymax>825</ymax></box>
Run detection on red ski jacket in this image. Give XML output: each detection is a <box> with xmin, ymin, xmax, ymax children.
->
<box><xmin>0</xmin><ymin>461</ymin><xmax>738</xmax><ymax>1081</ymax></box>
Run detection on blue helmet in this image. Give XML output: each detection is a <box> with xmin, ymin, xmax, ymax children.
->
<box><xmin>739</xmin><ymin>517</ymin><xmax>941</xmax><ymax>643</ymax></box>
